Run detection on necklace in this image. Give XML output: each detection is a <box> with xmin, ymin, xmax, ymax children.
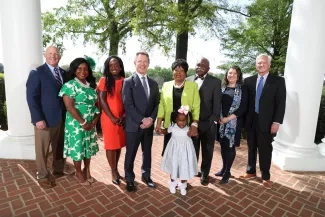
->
<box><xmin>173</xmin><ymin>80</ymin><xmax>185</xmax><ymax>89</ymax></box>
<box><xmin>74</xmin><ymin>77</ymin><xmax>90</xmax><ymax>88</ymax></box>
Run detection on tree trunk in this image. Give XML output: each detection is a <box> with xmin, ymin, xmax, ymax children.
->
<box><xmin>176</xmin><ymin>31</ymin><xmax>189</xmax><ymax>60</ymax></box>
<box><xmin>109</xmin><ymin>22</ymin><xmax>119</xmax><ymax>56</ymax></box>
<box><xmin>175</xmin><ymin>0</ymin><xmax>189</xmax><ymax>60</ymax></box>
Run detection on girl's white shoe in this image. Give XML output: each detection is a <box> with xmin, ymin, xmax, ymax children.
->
<box><xmin>169</xmin><ymin>180</ymin><xmax>177</xmax><ymax>194</ymax></box>
<box><xmin>178</xmin><ymin>181</ymin><xmax>187</xmax><ymax>196</ymax></box>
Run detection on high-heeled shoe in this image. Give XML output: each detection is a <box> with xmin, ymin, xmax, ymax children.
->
<box><xmin>111</xmin><ymin>169</ymin><xmax>120</xmax><ymax>185</ymax></box>
<box><xmin>82</xmin><ymin>168</ymin><xmax>94</xmax><ymax>183</ymax></box>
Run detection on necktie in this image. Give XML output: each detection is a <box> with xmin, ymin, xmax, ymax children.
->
<box><xmin>255</xmin><ymin>76</ymin><xmax>264</xmax><ymax>113</ymax></box>
<box><xmin>54</xmin><ymin>68</ymin><xmax>62</xmax><ymax>86</ymax></box>
<box><xmin>141</xmin><ymin>76</ymin><xmax>149</xmax><ymax>99</ymax></box>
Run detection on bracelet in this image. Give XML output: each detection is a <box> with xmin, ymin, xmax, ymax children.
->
<box><xmin>80</xmin><ymin>120</ymin><xmax>87</xmax><ymax>126</ymax></box>
<box><xmin>191</xmin><ymin>122</ymin><xmax>198</xmax><ymax>127</ymax></box>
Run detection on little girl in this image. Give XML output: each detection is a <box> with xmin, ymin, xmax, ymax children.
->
<box><xmin>160</xmin><ymin>105</ymin><xmax>198</xmax><ymax>195</ymax></box>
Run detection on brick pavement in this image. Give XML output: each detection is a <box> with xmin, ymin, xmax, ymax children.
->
<box><xmin>1</xmin><ymin>136</ymin><xmax>325</xmax><ymax>217</ymax></box>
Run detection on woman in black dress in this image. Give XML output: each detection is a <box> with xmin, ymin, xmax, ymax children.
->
<box><xmin>215</xmin><ymin>66</ymin><xmax>248</xmax><ymax>184</ymax></box>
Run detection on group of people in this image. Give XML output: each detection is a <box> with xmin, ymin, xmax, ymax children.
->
<box><xmin>26</xmin><ymin>45</ymin><xmax>286</xmax><ymax>195</ymax></box>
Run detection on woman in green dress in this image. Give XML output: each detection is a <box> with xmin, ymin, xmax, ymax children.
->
<box><xmin>59</xmin><ymin>57</ymin><xmax>100</xmax><ymax>185</ymax></box>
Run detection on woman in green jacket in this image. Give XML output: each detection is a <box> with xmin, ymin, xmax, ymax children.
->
<box><xmin>155</xmin><ymin>59</ymin><xmax>200</xmax><ymax>155</ymax></box>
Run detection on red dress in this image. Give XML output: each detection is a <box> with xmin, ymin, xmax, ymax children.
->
<box><xmin>98</xmin><ymin>77</ymin><xmax>126</xmax><ymax>150</ymax></box>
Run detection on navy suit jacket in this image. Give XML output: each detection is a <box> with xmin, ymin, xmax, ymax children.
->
<box><xmin>244</xmin><ymin>73</ymin><xmax>286</xmax><ymax>132</ymax></box>
<box><xmin>122</xmin><ymin>73</ymin><xmax>160</xmax><ymax>132</ymax></box>
<box><xmin>26</xmin><ymin>63</ymin><xmax>66</xmax><ymax>127</ymax></box>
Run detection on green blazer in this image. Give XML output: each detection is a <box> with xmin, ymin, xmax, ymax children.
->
<box><xmin>157</xmin><ymin>80</ymin><xmax>200</xmax><ymax>128</ymax></box>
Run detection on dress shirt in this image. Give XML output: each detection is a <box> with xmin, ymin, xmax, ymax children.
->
<box><xmin>194</xmin><ymin>73</ymin><xmax>207</xmax><ymax>89</ymax></box>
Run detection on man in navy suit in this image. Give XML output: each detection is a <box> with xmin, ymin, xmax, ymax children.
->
<box><xmin>239</xmin><ymin>54</ymin><xmax>286</xmax><ymax>189</ymax></box>
<box><xmin>26</xmin><ymin>46</ymin><xmax>68</xmax><ymax>188</ymax></box>
<box><xmin>122</xmin><ymin>51</ymin><xmax>160</xmax><ymax>192</ymax></box>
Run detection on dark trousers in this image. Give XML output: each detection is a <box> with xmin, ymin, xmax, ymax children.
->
<box><xmin>219</xmin><ymin>137</ymin><xmax>236</xmax><ymax>177</ymax></box>
<box><xmin>192</xmin><ymin>124</ymin><xmax>216</xmax><ymax>177</ymax></box>
<box><xmin>246</xmin><ymin>113</ymin><xmax>274</xmax><ymax>180</ymax></box>
<box><xmin>124</xmin><ymin>128</ymin><xmax>153</xmax><ymax>182</ymax></box>
<box><xmin>54</xmin><ymin>121</ymin><xmax>65</xmax><ymax>171</ymax></box>
<box><xmin>161</xmin><ymin>133</ymin><xmax>172</xmax><ymax>156</ymax></box>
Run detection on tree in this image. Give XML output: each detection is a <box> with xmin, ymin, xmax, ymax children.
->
<box><xmin>218</xmin><ymin>0</ymin><xmax>293</xmax><ymax>75</ymax></box>
<box><xmin>133</xmin><ymin>0</ymin><xmax>229</xmax><ymax>60</ymax></box>
<box><xmin>0</xmin><ymin>63</ymin><xmax>3</xmax><ymax>73</ymax></box>
<box><xmin>42</xmin><ymin>0</ymin><xmax>235</xmax><ymax>61</ymax></box>
<box><xmin>42</xmin><ymin>0</ymin><xmax>136</xmax><ymax>55</ymax></box>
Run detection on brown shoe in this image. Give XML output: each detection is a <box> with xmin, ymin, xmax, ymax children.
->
<box><xmin>262</xmin><ymin>180</ymin><xmax>272</xmax><ymax>189</ymax></box>
<box><xmin>38</xmin><ymin>179</ymin><xmax>56</xmax><ymax>188</ymax></box>
<box><xmin>239</xmin><ymin>173</ymin><xmax>256</xmax><ymax>180</ymax></box>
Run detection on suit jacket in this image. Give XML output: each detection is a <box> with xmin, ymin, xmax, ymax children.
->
<box><xmin>187</xmin><ymin>74</ymin><xmax>222</xmax><ymax>132</ymax></box>
<box><xmin>244</xmin><ymin>73</ymin><xmax>286</xmax><ymax>132</ymax></box>
<box><xmin>26</xmin><ymin>63</ymin><xmax>66</xmax><ymax>127</ymax></box>
<box><xmin>122</xmin><ymin>73</ymin><xmax>160</xmax><ymax>132</ymax></box>
<box><xmin>157</xmin><ymin>80</ymin><xmax>200</xmax><ymax>129</ymax></box>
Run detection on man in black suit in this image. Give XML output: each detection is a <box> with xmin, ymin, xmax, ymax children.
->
<box><xmin>122</xmin><ymin>51</ymin><xmax>160</xmax><ymax>192</ymax></box>
<box><xmin>239</xmin><ymin>54</ymin><xmax>286</xmax><ymax>189</ymax></box>
<box><xmin>188</xmin><ymin>57</ymin><xmax>222</xmax><ymax>185</ymax></box>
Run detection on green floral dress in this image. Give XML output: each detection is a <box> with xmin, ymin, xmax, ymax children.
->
<box><xmin>59</xmin><ymin>78</ymin><xmax>99</xmax><ymax>161</ymax></box>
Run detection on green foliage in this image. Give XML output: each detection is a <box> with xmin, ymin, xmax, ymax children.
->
<box><xmin>42</xmin><ymin>0</ymin><xmax>231</xmax><ymax>59</ymax></box>
<box><xmin>219</xmin><ymin>0</ymin><xmax>293</xmax><ymax>75</ymax></box>
<box><xmin>93</xmin><ymin>72</ymin><xmax>102</xmax><ymax>83</ymax></box>
<box><xmin>0</xmin><ymin>73</ymin><xmax>7</xmax><ymax>130</ymax></box>
<box><xmin>42</xmin><ymin>0</ymin><xmax>136</xmax><ymax>55</ymax></box>
<box><xmin>315</xmin><ymin>89</ymin><xmax>325</xmax><ymax>143</ymax></box>
<box><xmin>132</xmin><ymin>0</ymin><xmax>225</xmax><ymax>58</ymax></box>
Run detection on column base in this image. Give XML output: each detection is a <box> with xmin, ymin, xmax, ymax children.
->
<box><xmin>0</xmin><ymin>130</ymin><xmax>35</xmax><ymax>160</ymax></box>
<box><xmin>272</xmin><ymin>139</ymin><xmax>325</xmax><ymax>171</ymax></box>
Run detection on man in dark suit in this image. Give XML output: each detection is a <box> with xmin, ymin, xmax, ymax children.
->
<box><xmin>122</xmin><ymin>51</ymin><xmax>160</xmax><ymax>192</ymax></box>
<box><xmin>239</xmin><ymin>54</ymin><xmax>286</xmax><ymax>189</ymax></box>
<box><xmin>26</xmin><ymin>46</ymin><xmax>69</xmax><ymax>188</ymax></box>
<box><xmin>188</xmin><ymin>57</ymin><xmax>222</xmax><ymax>185</ymax></box>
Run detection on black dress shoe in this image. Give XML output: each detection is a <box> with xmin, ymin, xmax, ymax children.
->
<box><xmin>200</xmin><ymin>176</ymin><xmax>209</xmax><ymax>185</ymax></box>
<box><xmin>220</xmin><ymin>179</ymin><xmax>229</xmax><ymax>184</ymax></box>
<box><xmin>126</xmin><ymin>181</ymin><xmax>136</xmax><ymax>192</ymax></box>
<box><xmin>141</xmin><ymin>177</ymin><xmax>156</xmax><ymax>188</ymax></box>
<box><xmin>220</xmin><ymin>173</ymin><xmax>230</xmax><ymax>184</ymax></box>
<box><xmin>53</xmin><ymin>171</ymin><xmax>64</xmax><ymax>178</ymax></box>
<box><xmin>214</xmin><ymin>170</ymin><xmax>225</xmax><ymax>177</ymax></box>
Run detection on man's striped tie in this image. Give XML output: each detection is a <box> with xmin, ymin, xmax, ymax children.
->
<box><xmin>54</xmin><ymin>68</ymin><xmax>62</xmax><ymax>86</ymax></box>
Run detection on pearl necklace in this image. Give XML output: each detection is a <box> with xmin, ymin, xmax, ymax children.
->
<box><xmin>74</xmin><ymin>77</ymin><xmax>90</xmax><ymax>88</ymax></box>
<box><xmin>173</xmin><ymin>80</ymin><xmax>185</xmax><ymax>89</ymax></box>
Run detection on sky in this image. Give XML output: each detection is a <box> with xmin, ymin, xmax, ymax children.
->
<box><xmin>0</xmin><ymin>0</ymin><xmax>226</xmax><ymax>72</ymax></box>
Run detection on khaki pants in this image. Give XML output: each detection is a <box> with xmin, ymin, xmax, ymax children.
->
<box><xmin>35</xmin><ymin>121</ymin><xmax>64</xmax><ymax>179</ymax></box>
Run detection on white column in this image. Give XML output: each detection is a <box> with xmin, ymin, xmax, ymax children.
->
<box><xmin>0</xmin><ymin>0</ymin><xmax>43</xmax><ymax>159</ymax></box>
<box><xmin>272</xmin><ymin>0</ymin><xmax>325</xmax><ymax>171</ymax></box>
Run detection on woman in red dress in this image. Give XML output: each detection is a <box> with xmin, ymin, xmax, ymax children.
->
<box><xmin>98</xmin><ymin>56</ymin><xmax>126</xmax><ymax>185</ymax></box>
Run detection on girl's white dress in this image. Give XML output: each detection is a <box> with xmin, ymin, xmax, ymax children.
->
<box><xmin>161</xmin><ymin>125</ymin><xmax>198</xmax><ymax>180</ymax></box>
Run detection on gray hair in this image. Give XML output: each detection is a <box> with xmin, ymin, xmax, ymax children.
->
<box><xmin>256</xmin><ymin>54</ymin><xmax>272</xmax><ymax>64</ymax></box>
<box><xmin>44</xmin><ymin>45</ymin><xmax>62</xmax><ymax>56</ymax></box>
